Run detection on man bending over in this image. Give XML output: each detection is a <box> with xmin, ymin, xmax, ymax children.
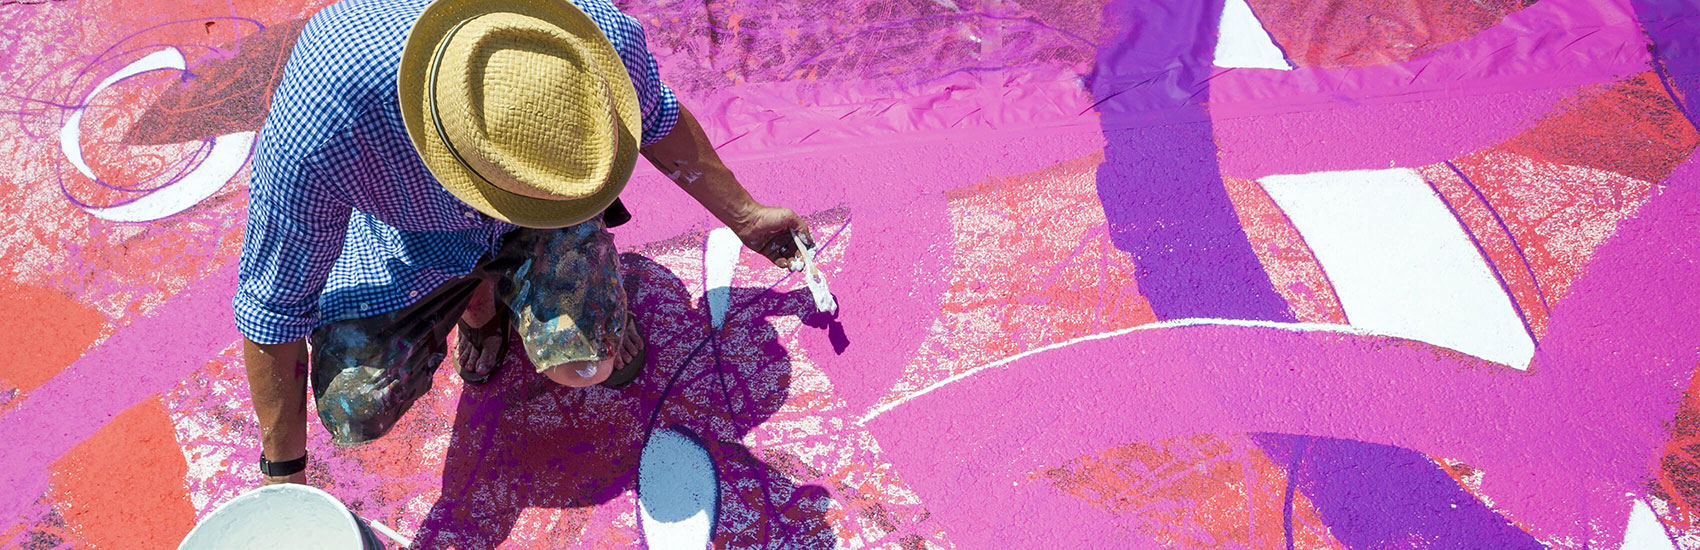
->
<box><xmin>237</xmin><ymin>0</ymin><xmax>810</xmax><ymax>484</ymax></box>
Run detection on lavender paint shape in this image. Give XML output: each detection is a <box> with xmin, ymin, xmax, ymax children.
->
<box><xmin>1087</xmin><ymin>0</ymin><xmax>1539</xmax><ymax>546</ymax></box>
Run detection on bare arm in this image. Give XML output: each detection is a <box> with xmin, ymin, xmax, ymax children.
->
<box><xmin>640</xmin><ymin>104</ymin><xmax>812</xmax><ymax>268</ymax></box>
<box><xmin>243</xmin><ymin>337</ymin><xmax>309</xmax><ymax>485</ymax></box>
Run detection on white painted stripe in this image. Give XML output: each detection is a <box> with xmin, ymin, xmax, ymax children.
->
<box><xmin>59</xmin><ymin>47</ymin><xmax>254</xmax><ymax>222</ymax></box>
<box><xmin>1214</xmin><ymin>0</ymin><xmax>1293</xmax><ymax>70</ymax></box>
<box><xmin>859</xmin><ymin>318</ymin><xmax>1489</xmax><ymax>425</ymax></box>
<box><xmin>638</xmin><ymin>428</ymin><xmax>717</xmax><ymax>549</ymax></box>
<box><xmin>78</xmin><ymin>132</ymin><xmax>254</xmax><ymax>222</ymax></box>
<box><xmin>1259</xmin><ymin>168</ymin><xmax>1534</xmax><ymax>369</ymax></box>
<box><xmin>1621</xmin><ymin>497</ymin><xmax>1677</xmax><ymax>550</ymax></box>
<box><xmin>704</xmin><ymin>228</ymin><xmax>742</xmax><ymax>329</ymax></box>
<box><xmin>61</xmin><ymin>48</ymin><xmax>188</xmax><ymax>182</ymax></box>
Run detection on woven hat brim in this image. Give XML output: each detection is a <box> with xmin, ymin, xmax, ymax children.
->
<box><xmin>399</xmin><ymin>0</ymin><xmax>642</xmax><ymax>229</ymax></box>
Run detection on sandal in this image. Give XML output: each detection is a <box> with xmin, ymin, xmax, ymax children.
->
<box><xmin>599</xmin><ymin>315</ymin><xmax>646</xmax><ymax>389</ymax></box>
<box><xmin>454</xmin><ymin>310</ymin><xmax>511</xmax><ymax>385</ymax></box>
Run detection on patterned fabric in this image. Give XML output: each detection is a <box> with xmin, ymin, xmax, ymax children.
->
<box><xmin>310</xmin><ymin>221</ymin><xmax>627</xmax><ymax>446</ymax></box>
<box><xmin>236</xmin><ymin>0</ymin><xmax>678</xmax><ymax>344</ymax></box>
<box><xmin>492</xmin><ymin>223</ymin><xmax>628</xmax><ymax>372</ymax></box>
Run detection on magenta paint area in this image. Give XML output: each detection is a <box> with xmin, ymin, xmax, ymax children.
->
<box><xmin>5</xmin><ymin>0</ymin><xmax>1700</xmax><ymax>547</ymax></box>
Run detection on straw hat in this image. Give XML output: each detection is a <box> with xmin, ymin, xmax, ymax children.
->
<box><xmin>399</xmin><ymin>0</ymin><xmax>641</xmax><ymax>228</ymax></box>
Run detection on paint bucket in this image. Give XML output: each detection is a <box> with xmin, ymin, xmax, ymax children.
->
<box><xmin>178</xmin><ymin>484</ymin><xmax>383</xmax><ymax>550</ymax></box>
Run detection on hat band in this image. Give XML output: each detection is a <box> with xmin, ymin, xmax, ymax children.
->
<box><xmin>427</xmin><ymin>17</ymin><xmax>498</xmax><ymax>190</ymax></box>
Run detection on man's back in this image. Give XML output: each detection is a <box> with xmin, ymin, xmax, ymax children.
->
<box><xmin>237</xmin><ymin>0</ymin><xmax>678</xmax><ymax>345</ymax></box>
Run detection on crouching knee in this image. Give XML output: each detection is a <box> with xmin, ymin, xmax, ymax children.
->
<box><xmin>316</xmin><ymin>385</ymin><xmax>409</xmax><ymax>447</ymax></box>
<box><xmin>542</xmin><ymin>357</ymin><xmax>616</xmax><ymax>387</ymax></box>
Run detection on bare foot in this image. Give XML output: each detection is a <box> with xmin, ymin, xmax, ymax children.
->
<box><xmin>456</xmin><ymin>280</ymin><xmax>507</xmax><ymax>384</ymax></box>
<box><xmin>617</xmin><ymin>314</ymin><xmax>641</xmax><ymax>364</ymax></box>
<box><xmin>600</xmin><ymin>314</ymin><xmax>645</xmax><ymax>388</ymax></box>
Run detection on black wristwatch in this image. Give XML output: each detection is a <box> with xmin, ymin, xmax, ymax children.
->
<box><xmin>259</xmin><ymin>453</ymin><xmax>307</xmax><ymax>477</ymax></box>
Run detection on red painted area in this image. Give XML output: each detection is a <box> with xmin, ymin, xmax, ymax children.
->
<box><xmin>924</xmin><ymin>153</ymin><xmax>1156</xmax><ymax>379</ymax></box>
<box><xmin>1244</xmin><ymin>0</ymin><xmax>1533</xmax><ymax>69</ymax></box>
<box><xmin>1418</xmin><ymin>164</ymin><xmax>1551</xmax><ymax>338</ymax></box>
<box><xmin>1039</xmin><ymin>434</ymin><xmax>1346</xmax><ymax>548</ymax></box>
<box><xmin>1652</xmin><ymin>359</ymin><xmax>1700</xmax><ymax>534</ymax></box>
<box><xmin>1448</xmin><ymin>100</ymin><xmax>1659</xmax><ymax>305</ymax></box>
<box><xmin>0</xmin><ymin>279</ymin><xmax>107</xmax><ymax>393</ymax></box>
<box><xmin>48</xmin><ymin>396</ymin><xmax>195</xmax><ymax>549</ymax></box>
<box><xmin>1498</xmin><ymin>72</ymin><xmax>1700</xmax><ymax>184</ymax></box>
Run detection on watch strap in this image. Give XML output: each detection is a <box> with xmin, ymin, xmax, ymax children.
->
<box><xmin>259</xmin><ymin>453</ymin><xmax>307</xmax><ymax>477</ymax></box>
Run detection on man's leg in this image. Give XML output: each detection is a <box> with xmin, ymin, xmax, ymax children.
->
<box><xmin>538</xmin><ymin>316</ymin><xmax>641</xmax><ymax>387</ymax></box>
<box><xmin>489</xmin><ymin>220</ymin><xmax>642</xmax><ymax>388</ymax></box>
<box><xmin>309</xmin><ymin>278</ymin><xmax>481</xmax><ymax>445</ymax></box>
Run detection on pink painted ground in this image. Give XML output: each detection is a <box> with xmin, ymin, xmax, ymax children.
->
<box><xmin>3</xmin><ymin>0</ymin><xmax>1700</xmax><ymax>547</ymax></box>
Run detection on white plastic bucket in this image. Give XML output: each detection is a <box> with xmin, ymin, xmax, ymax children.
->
<box><xmin>178</xmin><ymin>484</ymin><xmax>382</xmax><ymax>550</ymax></box>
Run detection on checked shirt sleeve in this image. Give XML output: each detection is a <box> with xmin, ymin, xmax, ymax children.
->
<box><xmin>631</xmin><ymin>29</ymin><xmax>681</xmax><ymax>147</ymax></box>
<box><xmin>234</xmin><ymin>5</ymin><xmax>372</xmax><ymax>345</ymax></box>
<box><xmin>234</xmin><ymin>125</ymin><xmax>353</xmax><ymax>345</ymax></box>
<box><xmin>589</xmin><ymin>1</ymin><xmax>681</xmax><ymax>146</ymax></box>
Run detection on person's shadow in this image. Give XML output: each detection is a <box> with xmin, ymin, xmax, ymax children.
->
<box><xmin>412</xmin><ymin>252</ymin><xmax>836</xmax><ymax>549</ymax></box>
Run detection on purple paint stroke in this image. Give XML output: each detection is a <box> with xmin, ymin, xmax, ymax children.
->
<box><xmin>1629</xmin><ymin>0</ymin><xmax>1700</xmax><ymax>119</ymax></box>
<box><xmin>60</xmin><ymin>137</ymin><xmax>217</xmax><ymax>198</ymax></box>
<box><xmin>1652</xmin><ymin>57</ymin><xmax>1699</xmax><ymax>131</ymax></box>
<box><xmin>1089</xmin><ymin>0</ymin><xmax>1291</xmax><ymax>323</ymax></box>
<box><xmin>1095</xmin><ymin>125</ymin><xmax>1294</xmax><ymax>321</ymax></box>
<box><xmin>1085</xmin><ymin>0</ymin><xmax>1540</xmax><ymax>546</ymax></box>
<box><xmin>0</xmin><ymin>91</ymin><xmax>87</xmax><ymax>110</ymax></box>
<box><xmin>1419</xmin><ymin>173</ymin><xmax>1541</xmax><ymax>352</ymax></box>
<box><xmin>1279</xmin><ymin>438</ymin><xmax>1308</xmax><ymax>550</ymax></box>
<box><xmin>1276</xmin><ymin>436</ymin><xmax>1542</xmax><ymax>550</ymax></box>
<box><xmin>104</xmin><ymin>139</ymin><xmax>217</xmax><ymax>193</ymax></box>
<box><xmin>8</xmin><ymin>42</ymin><xmax>222</xmax><ymax>140</ymax></box>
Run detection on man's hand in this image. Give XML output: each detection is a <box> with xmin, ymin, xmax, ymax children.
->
<box><xmin>262</xmin><ymin>471</ymin><xmax>306</xmax><ymax>486</ymax></box>
<box><xmin>733</xmin><ymin>205</ymin><xmax>814</xmax><ymax>270</ymax></box>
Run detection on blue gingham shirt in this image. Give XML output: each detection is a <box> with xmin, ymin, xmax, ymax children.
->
<box><xmin>236</xmin><ymin>0</ymin><xmax>679</xmax><ymax>344</ymax></box>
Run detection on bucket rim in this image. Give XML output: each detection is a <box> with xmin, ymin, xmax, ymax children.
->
<box><xmin>178</xmin><ymin>484</ymin><xmax>367</xmax><ymax>550</ymax></box>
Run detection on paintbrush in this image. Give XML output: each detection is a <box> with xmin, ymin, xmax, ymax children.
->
<box><xmin>791</xmin><ymin>230</ymin><xmax>837</xmax><ymax>315</ymax></box>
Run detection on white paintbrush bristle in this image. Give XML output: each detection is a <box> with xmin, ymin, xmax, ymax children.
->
<box><xmin>793</xmin><ymin>232</ymin><xmax>837</xmax><ymax>315</ymax></box>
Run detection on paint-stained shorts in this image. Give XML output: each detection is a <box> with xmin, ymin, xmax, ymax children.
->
<box><xmin>308</xmin><ymin>220</ymin><xmax>627</xmax><ymax>446</ymax></box>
